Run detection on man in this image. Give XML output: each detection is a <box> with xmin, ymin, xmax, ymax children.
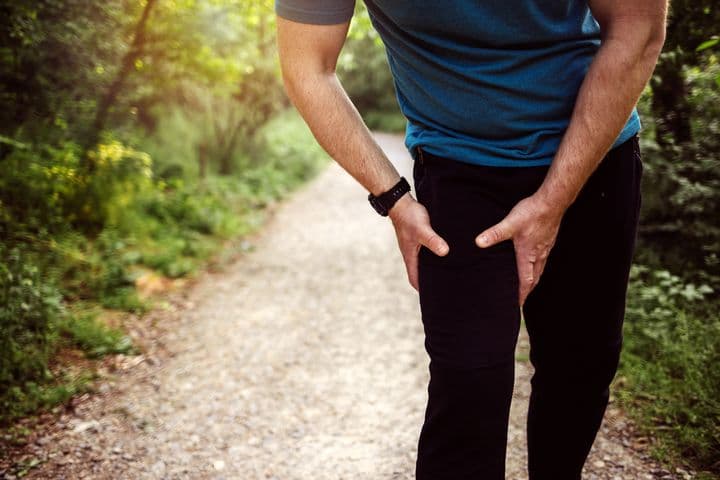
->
<box><xmin>274</xmin><ymin>1</ymin><xmax>667</xmax><ymax>478</ymax></box>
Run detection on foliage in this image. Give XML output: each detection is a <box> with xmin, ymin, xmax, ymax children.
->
<box><xmin>637</xmin><ymin>59</ymin><xmax>720</xmax><ymax>286</ymax></box>
<box><xmin>663</xmin><ymin>0</ymin><xmax>719</xmax><ymax>64</ymax></box>
<box><xmin>0</xmin><ymin>0</ymin><xmax>127</xmax><ymax>140</ymax></box>
<box><xmin>337</xmin><ymin>5</ymin><xmax>401</xmax><ymax>115</ymax></box>
<box><xmin>57</xmin><ymin>313</ymin><xmax>134</xmax><ymax>359</ymax></box>
<box><xmin>0</xmin><ymin>0</ymin><xmax>323</xmax><ymax>432</ymax></box>
<box><xmin>362</xmin><ymin>110</ymin><xmax>407</xmax><ymax>134</ymax></box>
<box><xmin>0</xmin><ymin>2</ymin><xmax>318</xmax><ymax>424</ymax></box>
<box><xmin>1</xmin><ymin>374</ymin><xmax>90</xmax><ymax>427</ymax></box>
<box><xmin>619</xmin><ymin>265</ymin><xmax>719</xmax><ymax>474</ymax></box>
<box><xmin>0</xmin><ymin>139</ymin><xmax>153</xmax><ymax>235</ymax></box>
<box><xmin>0</xmin><ymin>106</ymin><xmax>328</xmax><ymax>425</ymax></box>
<box><xmin>0</xmin><ymin>0</ymin><xmax>284</xmax><ymax>173</ymax></box>
<box><xmin>0</xmin><ymin>247</ymin><xmax>61</xmax><ymax>409</ymax></box>
<box><xmin>622</xmin><ymin>10</ymin><xmax>720</xmax><ymax>469</ymax></box>
<box><xmin>0</xmin><ymin>245</ymin><xmax>98</xmax><ymax>423</ymax></box>
<box><xmin>0</xmin><ymin>1</ymin><xmax>718</xmax><ymax>478</ymax></box>
<box><xmin>649</xmin><ymin>0</ymin><xmax>719</xmax><ymax>145</ymax></box>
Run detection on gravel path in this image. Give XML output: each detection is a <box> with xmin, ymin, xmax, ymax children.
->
<box><xmin>5</xmin><ymin>133</ymin><xmax>679</xmax><ymax>480</ymax></box>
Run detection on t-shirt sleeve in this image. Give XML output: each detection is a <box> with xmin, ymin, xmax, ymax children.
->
<box><xmin>275</xmin><ymin>0</ymin><xmax>356</xmax><ymax>25</ymax></box>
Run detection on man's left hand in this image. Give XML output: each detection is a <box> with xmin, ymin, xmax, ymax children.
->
<box><xmin>475</xmin><ymin>195</ymin><xmax>566</xmax><ymax>308</ymax></box>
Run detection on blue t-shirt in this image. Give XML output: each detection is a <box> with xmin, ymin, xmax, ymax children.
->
<box><xmin>275</xmin><ymin>0</ymin><xmax>641</xmax><ymax>167</ymax></box>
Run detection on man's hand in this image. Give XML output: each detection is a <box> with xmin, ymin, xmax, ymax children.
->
<box><xmin>389</xmin><ymin>193</ymin><xmax>450</xmax><ymax>291</ymax></box>
<box><xmin>474</xmin><ymin>0</ymin><xmax>666</xmax><ymax>308</ymax></box>
<box><xmin>475</xmin><ymin>195</ymin><xmax>565</xmax><ymax>307</ymax></box>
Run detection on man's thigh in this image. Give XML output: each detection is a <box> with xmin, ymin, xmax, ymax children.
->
<box><xmin>522</xmin><ymin>135</ymin><xmax>644</xmax><ymax>360</ymax></box>
<box><xmin>414</xmin><ymin>151</ymin><xmax>549</xmax><ymax>369</ymax></box>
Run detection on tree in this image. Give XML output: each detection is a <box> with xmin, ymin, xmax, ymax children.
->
<box><xmin>650</xmin><ymin>0</ymin><xmax>719</xmax><ymax>146</ymax></box>
<box><xmin>83</xmin><ymin>0</ymin><xmax>158</xmax><ymax>169</ymax></box>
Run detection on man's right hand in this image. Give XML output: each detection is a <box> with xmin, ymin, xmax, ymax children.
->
<box><xmin>276</xmin><ymin>15</ymin><xmax>449</xmax><ymax>286</ymax></box>
<box><xmin>388</xmin><ymin>193</ymin><xmax>450</xmax><ymax>291</ymax></box>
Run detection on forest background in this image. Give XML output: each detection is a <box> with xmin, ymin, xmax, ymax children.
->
<box><xmin>0</xmin><ymin>0</ymin><xmax>718</xmax><ymax>477</ymax></box>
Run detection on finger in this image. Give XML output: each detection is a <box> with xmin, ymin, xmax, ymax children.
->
<box><xmin>418</xmin><ymin>225</ymin><xmax>449</xmax><ymax>257</ymax></box>
<box><xmin>519</xmin><ymin>273</ymin><xmax>533</xmax><ymax>308</ymax></box>
<box><xmin>521</xmin><ymin>259</ymin><xmax>544</xmax><ymax>307</ymax></box>
<box><xmin>406</xmin><ymin>246</ymin><xmax>420</xmax><ymax>291</ymax></box>
<box><xmin>532</xmin><ymin>256</ymin><xmax>547</xmax><ymax>289</ymax></box>
<box><xmin>516</xmin><ymin>252</ymin><xmax>535</xmax><ymax>307</ymax></box>
<box><xmin>476</xmin><ymin>220</ymin><xmax>513</xmax><ymax>248</ymax></box>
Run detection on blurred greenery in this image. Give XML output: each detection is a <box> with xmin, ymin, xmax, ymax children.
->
<box><xmin>0</xmin><ymin>0</ymin><xmax>328</xmax><ymax>425</ymax></box>
<box><xmin>613</xmin><ymin>3</ymin><xmax>719</xmax><ymax>474</ymax></box>
<box><xmin>619</xmin><ymin>266</ymin><xmax>719</xmax><ymax>474</ymax></box>
<box><xmin>0</xmin><ymin>0</ymin><xmax>718</xmax><ymax>477</ymax></box>
<box><xmin>337</xmin><ymin>3</ymin><xmax>405</xmax><ymax>132</ymax></box>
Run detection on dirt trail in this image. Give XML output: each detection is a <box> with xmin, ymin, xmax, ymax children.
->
<box><xmin>8</xmin><ymin>133</ymin><xmax>677</xmax><ymax>479</ymax></box>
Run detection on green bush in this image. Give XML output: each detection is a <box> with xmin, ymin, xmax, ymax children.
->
<box><xmin>0</xmin><ymin>139</ymin><xmax>153</xmax><ymax>236</ymax></box>
<box><xmin>0</xmin><ymin>107</ymin><xmax>330</xmax><ymax>424</ymax></box>
<box><xmin>362</xmin><ymin>109</ymin><xmax>407</xmax><ymax>133</ymax></box>
<box><xmin>0</xmin><ymin>247</ymin><xmax>62</xmax><ymax>421</ymax></box>
<box><xmin>0</xmin><ymin>0</ymin><xmax>332</xmax><ymax>428</ymax></box>
<box><xmin>626</xmin><ymin>59</ymin><xmax>720</xmax><ymax>474</ymax></box>
<box><xmin>58</xmin><ymin>313</ymin><xmax>135</xmax><ymax>359</ymax></box>
<box><xmin>620</xmin><ymin>264</ymin><xmax>719</xmax><ymax>474</ymax></box>
<box><xmin>140</xmin><ymin>179</ymin><xmax>234</xmax><ymax>235</ymax></box>
<box><xmin>626</xmin><ymin>53</ymin><xmax>720</xmax><ymax>476</ymax></box>
<box><xmin>134</xmin><ymin>108</ymin><xmax>203</xmax><ymax>181</ymax></box>
<box><xmin>0</xmin><ymin>248</ymin><xmax>61</xmax><ymax>387</ymax></box>
<box><xmin>1</xmin><ymin>379</ymin><xmax>86</xmax><ymax>426</ymax></box>
<box><xmin>0</xmin><ymin>244</ymin><xmax>138</xmax><ymax>424</ymax></box>
<box><xmin>338</xmin><ymin>5</ymin><xmax>400</xmax><ymax>114</ymax></box>
<box><xmin>637</xmin><ymin>59</ymin><xmax>720</xmax><ymax>285</ymax></box>
<box><xmin>90</xmin><ymin>230</ymin><xmax>146</xmax><ymax>312</ymax></box>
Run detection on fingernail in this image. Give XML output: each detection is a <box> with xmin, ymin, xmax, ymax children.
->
<box><xmin>477</xmin><ymin>236</ymin><xmax>488</xmax><ymax>246</ymax></box>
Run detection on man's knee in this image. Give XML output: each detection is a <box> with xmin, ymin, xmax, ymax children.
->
<box><xmin>528</xmin><ymin>340</ymin><xmax>623</xmax><ymax>394</ymax></box>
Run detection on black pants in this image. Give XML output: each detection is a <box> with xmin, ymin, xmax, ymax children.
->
<box><xmin>413</xmin><ymin>136</ymin><xmax>643</xmax><ymax>480</ymax></box>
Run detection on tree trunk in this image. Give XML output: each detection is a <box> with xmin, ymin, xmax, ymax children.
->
<box><xmin>82</xmin><ymin>0</ymin><xmax>158</xmax><ymax>170</ymax></box>
<box><xmin>650</xmin><ymin>55</ymin><xmax>693</xmax><ymax>147</ymax></box>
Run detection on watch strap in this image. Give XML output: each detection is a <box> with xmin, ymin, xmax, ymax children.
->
<box><xmin>368</xmin><ymin>177</ymin><xmax>411</xmax><ymax>216</ymax></box>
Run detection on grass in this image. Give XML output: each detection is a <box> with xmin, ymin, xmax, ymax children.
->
<box><xmin>615</xmin><ymin>264</ymin><xmax>719</xmax><ymax>478</ymax></box>
<box><xmin>1</xmin><ymin>370</ymin><xmax>95</xmax><ymax>430</ymax></box>
<box><xmin>57</xmin><ymin>313</ymin><xmax>135</xmax><ymax>359</ymax></box>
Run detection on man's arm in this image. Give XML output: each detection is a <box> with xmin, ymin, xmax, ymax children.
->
<box><xmin>276</xmin><ymin>16</ymin><xmax>449</xmax><ymax>290</ymax></box>
<box><xmin>476</xmin><ymin>0</ymin><xmax>667</xmax><ymax>307</ymax></box>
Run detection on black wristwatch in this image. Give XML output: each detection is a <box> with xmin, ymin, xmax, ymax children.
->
<box><xmin>368</xmin><ymin>177</ymin><xmax>411</xmax><ymax>216</ymax></box>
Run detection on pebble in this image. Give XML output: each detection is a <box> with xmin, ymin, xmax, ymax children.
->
<box><xmin>35</xmin><ymin>437</ymin><xmax>51</xmax><ymax>446</ymax></box>
<box><xmin>72</xmin><ymin>421</ymin><xmax>100</xmax><ymax>434</ymax></box>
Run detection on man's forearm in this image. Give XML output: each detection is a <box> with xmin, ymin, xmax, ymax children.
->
<box><xmin>535</xmin><ymin>13</ymin><xmax>666</xmax><ymax>213</ymax></box>
<box><xmin>283</xmin><ymin>71</ymin><xmax>401</xmax><ymax>197</ymax></box>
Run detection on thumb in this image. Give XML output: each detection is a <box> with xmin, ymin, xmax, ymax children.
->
<box><xmin>419</xmin><ymin>225</ymin><xmax>450</xmax><ymax>257</ymax></box>
<box><xmin>476</xmin><ymin>221</ymin><xmax>512</xmax><ymax>248</ymax></box>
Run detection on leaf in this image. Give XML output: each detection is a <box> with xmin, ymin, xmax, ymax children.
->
<box><xmin>696</xmin><ymin>38</ymin><xmax>719</xmax><ymax>52</ymax></box>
